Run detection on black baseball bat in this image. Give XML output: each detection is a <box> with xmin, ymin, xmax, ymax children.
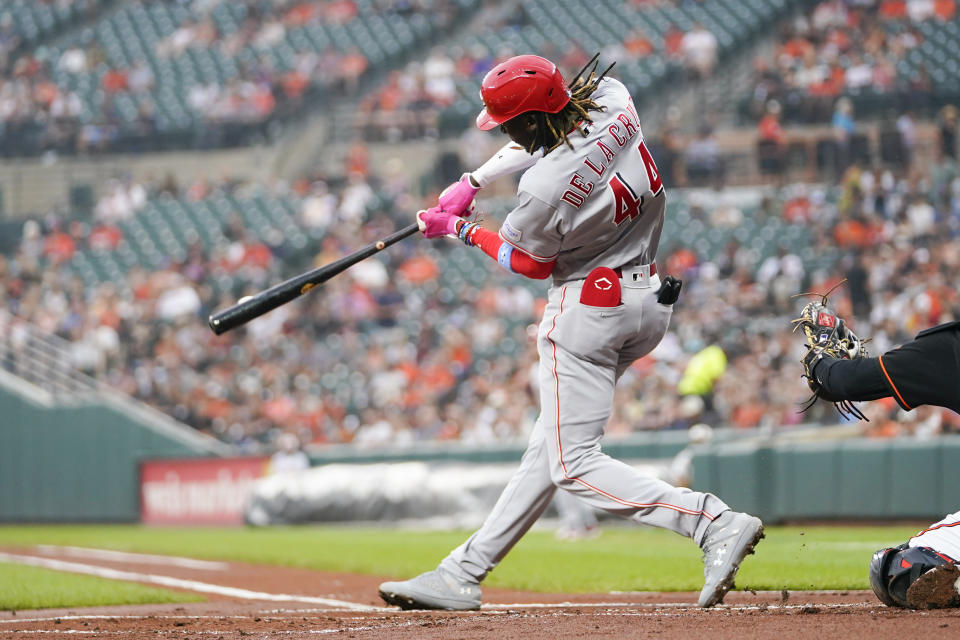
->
<box><xmin>208</xmin><ymin>222</ymin><xmax>420</xmax><ymax>335</ymax></box>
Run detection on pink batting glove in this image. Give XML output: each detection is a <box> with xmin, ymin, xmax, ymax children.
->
<box><xmin>417</xmin><ymin>206</ymin><xmax>460</xmax><ymax>239</ymax></box>
<box><xmin>437</xmin><ymin>173</ymin><xmax>479</xmax><ymax>217</ymax></box>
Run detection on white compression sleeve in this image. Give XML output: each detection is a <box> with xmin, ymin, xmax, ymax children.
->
<box><xmin>470</xmin><ymin>142</ymin><xmax>542</xmax><ymax>188</ymax></box>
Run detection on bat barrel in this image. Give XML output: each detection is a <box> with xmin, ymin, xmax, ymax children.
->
<box><xmin>207</xmin><ymin>222</ymin><xmax>420</xmax><ymax>335</ymax></box>
<box><xmin>207</xmin><ymin>284</ymin><xmax>301</xmax><ymax>335</ymax></box>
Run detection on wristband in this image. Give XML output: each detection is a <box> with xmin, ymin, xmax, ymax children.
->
<box><xmin>458</xmin><ymin>222</ymin><xmax>479</xmax><ymax>246</ymax></box>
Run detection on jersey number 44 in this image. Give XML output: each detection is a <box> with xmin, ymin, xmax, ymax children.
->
<box><xmin>610</xmin><ymin>140</ymin><xmax>663</xmax><ymax>226</ymax></box>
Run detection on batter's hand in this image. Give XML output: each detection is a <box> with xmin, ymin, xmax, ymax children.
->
<box><xmin>437</xmin><ymin>174</ymin><xmax>479</xmax><ymax>217</ymax></box>
<box><xmin>417</xmin><ymin>206</ymin><xmax>460</xmax><ymax>239</ymax></box>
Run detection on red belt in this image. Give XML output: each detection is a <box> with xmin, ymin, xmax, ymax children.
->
<box><xmin>614</xmin><ymin>262</ymin><xmax>656</xmax><ymax>278</ymax></box>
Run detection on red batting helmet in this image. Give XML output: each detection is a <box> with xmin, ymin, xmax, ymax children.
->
<box><xmin>476</xmin><ymin>55</ymin><xmax>570</xmax><ymax>131</ymax></box>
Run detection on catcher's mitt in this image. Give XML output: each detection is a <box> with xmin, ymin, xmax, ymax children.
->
<box><xmin>791</xmin><ymin>291</ymin><xmax>870</xmax><ymax>421</ymax></box>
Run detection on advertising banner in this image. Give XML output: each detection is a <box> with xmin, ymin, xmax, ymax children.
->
<box><xmin>140</xmin><ymin>457</ymin><xmax>270</xmax><ymax>525</ymax></box>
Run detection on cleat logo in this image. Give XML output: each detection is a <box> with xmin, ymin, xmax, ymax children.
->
<box><xmin>713</xmin><ymin>548</ymin><xmax>727</xmax><ymax>565</ymax></box>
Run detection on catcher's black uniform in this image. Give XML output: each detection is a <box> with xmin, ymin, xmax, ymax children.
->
<box><xmin>811</xmin><ymin>321</ymin><xmax>960</xmax><ymax>414</ymax></box>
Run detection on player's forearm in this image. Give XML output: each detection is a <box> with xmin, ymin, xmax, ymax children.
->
<box><xmin>438</xmin><ymin>144</ymin><xmax>539</xmax><ymax>217</ymax></box>
<box><xmin>812</xmin><ymin>356</ymin><xmax>889</xmax><ymax>403</ymax></box>
<box><xmin>455</xmin><ymin>222</ymin><xmax>554</xmax><ymax>279</ymax></box>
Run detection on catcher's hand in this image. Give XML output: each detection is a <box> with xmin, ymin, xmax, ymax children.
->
<box><xmin>792</xmin><ymin>299</ymin><xmax>869</xmax><ymax>421</ymax></box>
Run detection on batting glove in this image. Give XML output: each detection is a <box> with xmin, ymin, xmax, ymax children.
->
<box><xmin>417</xmin><ymin>206</ymin><xmax>460</xmax><ymax>239</ymax></box>
<box><xmin>437</xmin><ymin>174</ymin><xmax>479</xmax><ymax>217</ymax></box>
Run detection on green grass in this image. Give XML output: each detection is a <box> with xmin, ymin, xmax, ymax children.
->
<box><xmin>0</xmin><ymin>523</ymin><xmax>924</xmax><ymax>597</ymax></box>
<box><xmin>0</xmin><ymin>562</ymin><xmax>202</xmax><ymax>610</ymax></box>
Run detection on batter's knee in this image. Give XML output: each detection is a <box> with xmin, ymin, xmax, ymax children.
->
<box><xmin>546</xmin><ymin>448</ymin><xmax>604</xmax><ymax>489</ymax></box>
<box><xmin>547</xmin><ymin>462</ymin><xmax>574</xmax><ymax>489</ymax></box>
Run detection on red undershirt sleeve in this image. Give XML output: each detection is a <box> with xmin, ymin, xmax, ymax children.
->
<box><xmin>469</xmin><ymin>226</ymin><xmax>555</xmax><ymax>280</ymax></box>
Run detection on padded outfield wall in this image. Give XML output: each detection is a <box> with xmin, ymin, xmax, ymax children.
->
<box><xmin>0</xmin><ymin>376</ymin><xmax>226</xmax><ymax>522</ymax></box>
<box><xmin>692</xmin><ymin>436</ymin><xmax>960</xmax><ymax>523</ymax></box>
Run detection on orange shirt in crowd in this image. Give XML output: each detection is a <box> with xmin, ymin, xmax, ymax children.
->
<box><xmin>242</xmin><ymin>243</ymin><xmax>272</xmax><ymax>268</ymax></box>
<box><xmin>252</xmin><ymin>87</ymin><xmax>276</xmax><ymax>117</ymax></box>
<box><xmin>934</xmin><ymin>0</ymin><xmax>956</xmax><ymax>19</ymax></box>
<box><xmin>323</xmin><ymin>0</ymin><xmax>357</xmax><ymax>23</ymax></box>
<box><xmin>282</xmin><ymin>71</ymin><xmax>310</xmax><ymax>98</ymax></box>
<box><xmin>731</xmin><ymin>403</ymin><xmax>766</xmax><ymax>428</ymax></box>
<box><xmin>340</xmin><ymin>52</ymin><xmax>368</xmax><ymax>78</ymax></box>
<box><xmin>398</xmin><ymin>255</ymin><xmax>438</xmax><ymax>284</ymax></box>
<box><xmin>833</xmin><ymin>218</ymin><xmax>869</xmax><ymax>248</ymax></box>
<box><xmin>43</xmin><ymin>231</ymin><xmax>75</xmax><ymax>262</ymax></box>
<box><xmin>284</xmin><ymin>2</ymin><xmax>317</xmax><ymax>25</ymax></box>
<box><xmin>664</xmin><ymin>28</ymin><xmax>685</xmax><ymax>58</ymax></box>
<box><xmin>809</xmin><ymin>66</ymin><xmax>846</xmax><ymax>97</ymax></box>
<box><xmin>879</xmin><ymin>0</ymin><xmax>907</xmax><ymax>18</ymax></box>
<box><xmin>666</xmin><ymin>247</ymin><xmax>698</xmax><ymax>275</ymax></box>
<box><xmin>89</xmin><ymin>224</ymin><xmax>123</xmax><ymax>250</ymax></box>
<box><xmin>33</xmin><ymin>80</ymin><xmax>59</xmax><ymax>106</ymax></box>
<box><xmin>102</xmin><ymin>69</ymin><xmax>129</xmax><ymax>93</ymax></box>
<box><xmin>780</xmin><ymin>37</ymin><xmax>813</xmax><ymax>60</ymax></box>
<box><xmin>625</xmin><ymin>31</ymin><xmax>654</xmax><ymax>57</ymax></box>
<box><xmin>783</xmin><ymin>196</ymin><xmax>812</xmax><ymax>223</ymax></box>
<box><xmin>757</xmin><ymin>114</ymin><xmax>786</xmax><ymax>145</ymax></box>
<box><xmin>345</xmin><ymin>142</ymin><xmax>369</xmax><ymax>177</ymax></box>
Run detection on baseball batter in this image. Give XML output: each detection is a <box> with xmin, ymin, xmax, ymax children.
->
<box><xmin>870</xmin><ymin>510</ymin><xmax>960</xmax><ymax>609</ymax></box>
<box><xmin>379</xmin><ymin>55</ymin><xmax>764</xmax><ymax>610</ymax></box>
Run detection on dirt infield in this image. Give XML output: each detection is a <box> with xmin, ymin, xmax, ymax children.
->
<box><xmin>2</xmin><ymin>546</ymin><xmax>959</xmax><ymax>639</ymax></box>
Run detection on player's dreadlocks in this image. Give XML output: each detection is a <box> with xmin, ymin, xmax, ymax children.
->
<box><xmin>528</xmin><ymin>54</ymin><xmax>615</xmax><ymax>155</ymax></box>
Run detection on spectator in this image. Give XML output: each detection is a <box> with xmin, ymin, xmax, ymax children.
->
<box><xmin>685</xmin><ymin>123</ymin><xmax>721</xmax><ymax>186</ymax></box>
<box><xmin>681</xmin><ymin>23</ymin><xmax>718</xmax><ymax>80</ymax></box>
<box><xmin>938</xmin><ymin>105</ymin><xmax>958</xmax><ymax>163</ymax></box>
<box><xmin>269</xmin><ymin>432</ymin><xmax>311</xmax><ymax>474</ymax></box>
<box><xmin>896</xmin><ymin>109</ymin><xmax>917</xmax><ymax>169</ymax></box>
<box><xmin>831</xmin><ymin>97</ymin><xmax>856</xmax><ymax>171</ymax></box>
<box><xmin>757</xmin><ymin>100</ymin><xmax>787</xmax><ymax>177</ymax></box>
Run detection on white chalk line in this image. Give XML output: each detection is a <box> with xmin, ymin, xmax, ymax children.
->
<box><xmin>0</xmin><ymin>551</ymin><xmax>877</xmax><ymax>628</ymax></box>
<box><xmin>480</xmin><ymin>601</ymin><xmax>873</xmax><ymax>611</ymax></box>
<box><xmin>0</xmin><ymin>606</ymin><xmax>885</xmax><ymax>636</ymax></box>
<box><xmin>32</xmin><ymin>546</ymin><xmax>230</xmax><ymax>571</ymax></box>
<box><xmin>0</xmin><ymin>553</ymin><xmax>383</xmax><ymax>612</ymax></box>
<box><xmin>1</xmin><ymin>600</ymin><xmax>875</xmax><ymax>627</ymax></box>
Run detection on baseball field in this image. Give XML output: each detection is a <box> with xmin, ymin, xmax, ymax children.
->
<box><xmin>2</xmin><ymin>522</ymin><xmax>956</xmax><ymax>639</ymax></box>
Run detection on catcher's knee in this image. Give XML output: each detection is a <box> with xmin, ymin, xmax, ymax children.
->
<box><xmin>870</xmin><ymin>544</ymin><xmax>958</xmax><ymax>608</ymax></box>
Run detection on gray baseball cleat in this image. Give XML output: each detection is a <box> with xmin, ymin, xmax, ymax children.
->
<box><xmin>379</xmin><ymin>568</ymin><xmax>482</xmax><ymax>611</ymax></box>
<box><xmin>905</xmin><ymin>563</ymin><xmax>960</xmax><ymax>609</ymax></box>
<box><xmin>698</xmin><ymin>510</ymin><xmax>764</xmax><ymax>607</ymax></box>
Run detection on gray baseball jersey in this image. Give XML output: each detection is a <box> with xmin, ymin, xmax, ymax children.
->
<box><xmin>439</xmin><ymin>77</ymin><xmax>730</xmax><ymax>585</ymax></box>
<box><xmin>499</xmin><ymin>77</ymin><xmax>665</xmax><ymax>284</ymax></box>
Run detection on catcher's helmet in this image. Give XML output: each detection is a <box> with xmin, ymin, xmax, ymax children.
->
<box><xmin>476</xmin><ymin>55</ymin><xmax>570</xmax><ymax>131</ymax></box>
<box><xmin>869</xmin><ymin>544</ymin><xmax>953</xmax><ymax>607</ymax></box>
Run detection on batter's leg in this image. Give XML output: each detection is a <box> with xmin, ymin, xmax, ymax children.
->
<box><xmin>439</xmin><ymin>419</ymin><xmax>557</xmax><ymax>583</ymax></box>
<box><xmin>542</xmin><ymin>289</ymin><xmax>727</xmax><ymax>544</ymax></box>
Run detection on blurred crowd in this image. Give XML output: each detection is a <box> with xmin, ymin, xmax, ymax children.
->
<box><xmin>0</xmin><ymin>0</ymin><xmax>465</xmax><ymax>155</ymax></box>
<box><xmin>355</xmin><ymin>1</ymin><xmax>722</xmax><ymax>143</ymax></box>
<box><xmin>3</xmin><ymin>142</ymin><xmax>960</xmax><ymax>452</ymax></box>
<box><xmin>742</xmin><ymin>0</ymin><xmax>958</xmax><ymax>125</ymax></box>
